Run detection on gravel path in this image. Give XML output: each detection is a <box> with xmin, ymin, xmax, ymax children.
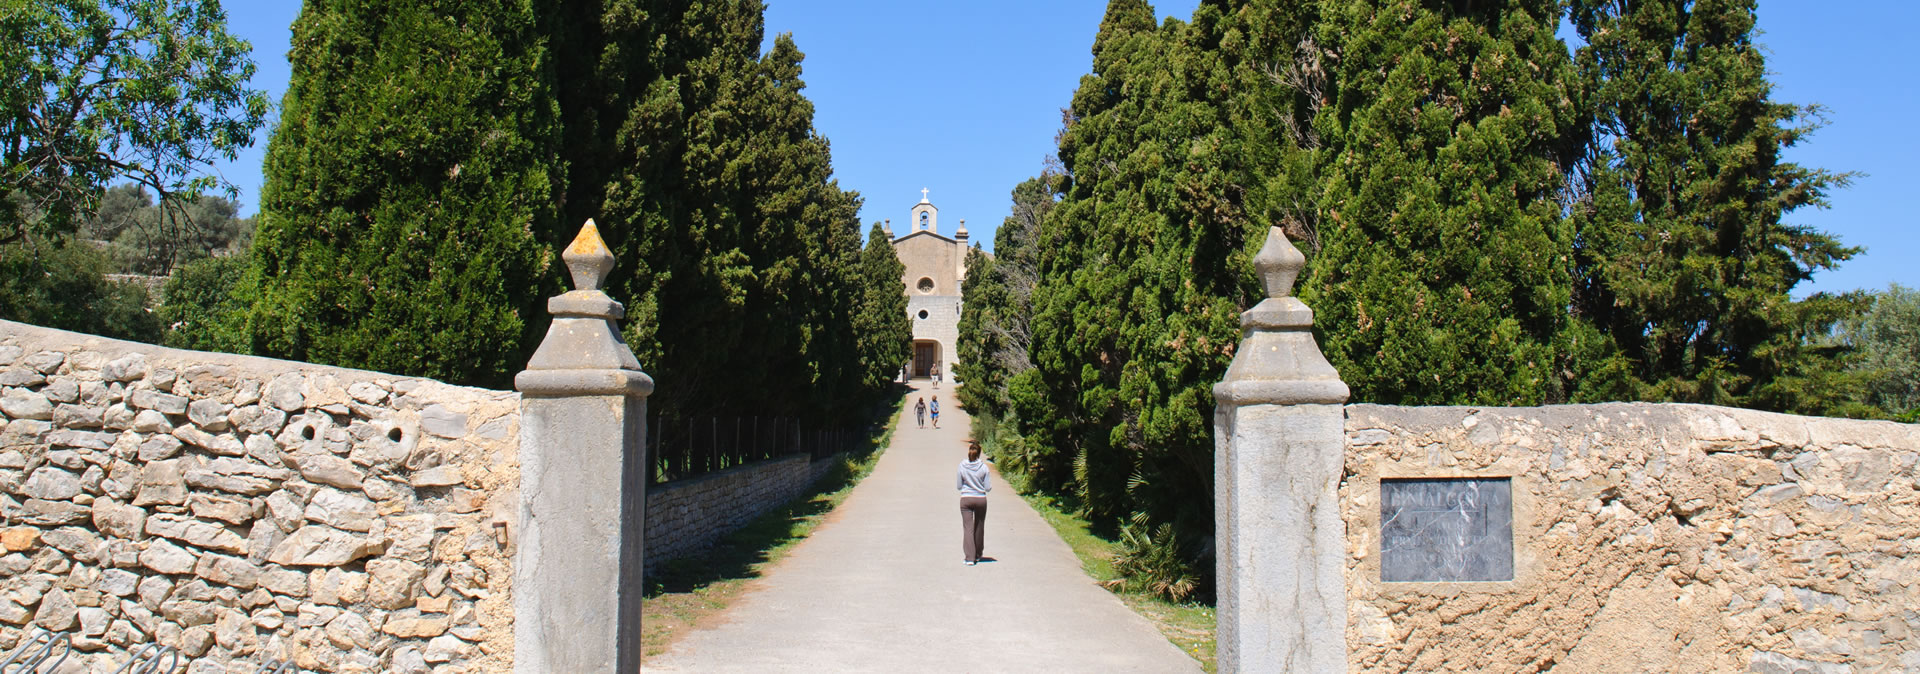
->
<box><xmin>642</xmin><ymin>381</ymin><xmax>1201</xmax><ymax>673</ymax></box>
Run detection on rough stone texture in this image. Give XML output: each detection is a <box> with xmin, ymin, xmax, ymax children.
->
<box><xmin>644</xmin><ymin>453</ymin><xmax>840</xmax><ymax>569</ymax></box>
<box><xmin>0</xmin><ymin>320</ymin><xmax>519</xmax><ymax>672</ymax></box>
<box><xmin>1343</xmin><ymin>403</ymin><xmax>1920</xmax><ymax>672</ymax></box>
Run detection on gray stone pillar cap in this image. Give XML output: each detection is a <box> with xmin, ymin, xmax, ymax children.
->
<box><xmin>1214</xmin><ymin>227</ymin><xmax>1349</xmax><ymax>406</ymax></box>
<box><xmin>516</xmin><ymin>220</ymin><xmax>654</xmax><ymax>398</ymax></box>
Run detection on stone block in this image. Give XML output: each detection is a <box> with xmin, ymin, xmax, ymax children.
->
<box><xmin>264</xmin><ymin>374</ymin><xmax>305</xmax><ymax>412</ymax></box>
<box><xmin>288</xmin><ymin>454</ymin><xmax>364</xmax><ymax>491</ymax></box>
<box><xmin>194</xmin><ymin>552</ymin><xmax>262</xmax><ymax>590</ymax></box>
<box><xmin>129</xmin><ymin>389</ymin><xmax>188</xmax><ymax>415</ymax></box>
<box><xmin>189</xmin><ymin>493</ymin><xmax>255</xmax><ymax>526</ymax></box>
<box><xmin>100</xmin><ymin>354</ymin><xmax>148</xmax><ymax>382</ymax></box>
<box><xmin>266</xmin><ymin>525</ymin><xmax>386</xmax><ymax>567</ymax></box>
<box><xmin>140</xmin><ymin>538</ymin><xmax>199</xmax><ymax>574</ymax></box>
<box><xmin>137</xmin><ymin>434</ymin><xmax>184</xmax><ymax>462</ymax></box>
<box><xmin>420</xmin><ymin>404</ymin><xmax>468</xmax><ymax>438</ymax></box>
<box><xmin>304</xmin><ymin>488</ymin><xmax>376</xmax><ymax>533</ymax></box>
<box><xmin>0</xmin><ymin>391</ymin><xmax>52</xmax><ymax>421</ymax></box>
<box><xmin>409</xmin><ymin>465</ymin><xmax>463</xmax><ymax>488</ymax></box>
<box><xmin>34</xmin><ymin>588</ymin><xmax>77</xmax><ymax>631</ymax></box>
<box><xmin>0</xmin><ymin>369</ymin><xmax>45</xmax><ymax>387</ymax></box>
<box><xmin>145</xmin><ymin>513</ymin><xmax>249</xmax><ymax>554</ymax></box>
<box><xmin>92</xmin><ymin>497</ymin><xmax>146</xmax><ymax>540</ymax></box>
<box><xmin>20</xmin><ymin>499</ymin><xmax>88</xmax><ymax>526</ymax></box>
<box><xmin>131</xmin><ymin>410</ymin><xmax>171</xmax><ymax>434</ymax></box>
<box><xmin>24</xmin><ymin>351</ymin><xmax>67</xmax><ymax>375</ymax></box>
<box><xmin>21</xmin><ymin>466</ymin><xmax>83</xmax><ymax>500</ymax></box>
<box><xmin>187</xmin><ymin>399</ymin><xmax>232</xmax><ymax>431</ymax></box>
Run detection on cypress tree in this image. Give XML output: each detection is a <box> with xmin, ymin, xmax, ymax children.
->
<box><xmin>1297</xmin><ymin>0</ymin><xmax>1584</xmax><ymax>405</ymax></box>
<box><xmin>1567</xmin><ymin>0</ymin><xmax>1864</xmax><ymax>414</ymax></box>
<box><xmin>245</xmin><ymin>0</ymin><xmax>562</xmax><ymax>388</ymax></box>
<box><xmin>856</xmin><ymin>223</ymin><xmax>911</xmax><ymax>395</ymax></box>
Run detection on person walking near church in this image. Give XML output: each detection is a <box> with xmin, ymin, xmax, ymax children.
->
<box><xmin>929</xmin><ymin>396</ymin><xmax>940</xmax><ymax>429</ymax></box>
<box><xmin>957</xmin><ymin>440</ymin><xmax>991</xmax><ymax>565</ymax></box>
<box><xmin>914</xmin><ymin>397</ymin><xmax>927</xmax><ymax>429</ymax></box>
<box><xmin>931</xmin><ymin>362</ymin><xmax>941</xmax><ymax>389</ymax></box>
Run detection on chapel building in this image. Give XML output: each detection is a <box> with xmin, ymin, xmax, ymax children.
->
<box><xmin>892</xmin><ymin>190</ymin><xmax>974</xmax><ymax>380</ymax></box>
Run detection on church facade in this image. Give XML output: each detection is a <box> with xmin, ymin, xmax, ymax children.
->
<box><xmin>892</xmin><ymin>191</ymin><xmax>973</xmax><ymax>380</ymax></box>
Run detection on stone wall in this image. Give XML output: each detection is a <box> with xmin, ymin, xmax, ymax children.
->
<box><xmin>1341</xmin><ymin>403</ymin><xmax>1920</xmax><ymax>672</ymax></box>
<box><xmin>0</xmin><ymin>321</ymin><xmax>519</xmax><ymax>673</ymax></box>
<box><xmin>645</xmin><ymin>453</ymin><xmax>837</xmax><ymax>569</ymax></box>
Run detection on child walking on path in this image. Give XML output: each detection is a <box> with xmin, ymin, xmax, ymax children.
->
<box><xmin>957</xmin><ymin>440</ymin><xmax>990</xmax><ymax>565</ymax></box>
<box><xmin>929</xmin><ymin>396</ymin><xmax>940</xmax><ymax>429</ymax></box>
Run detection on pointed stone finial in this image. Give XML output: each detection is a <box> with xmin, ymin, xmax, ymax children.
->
<box><xmin>563</xmin><ymin>220</ymin><xmax>615</xmax><ymax>291</ymax></box>
<box><xmin>1254</xmin><ymin>226</ymin><xmax>1306</xmax><ymax>299</ymax></box>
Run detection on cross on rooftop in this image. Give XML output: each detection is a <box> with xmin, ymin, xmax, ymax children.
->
<box><xmin>920</xmin><ymin>187</ymin><xmax>930</xmax><ymax>202</ymax></box>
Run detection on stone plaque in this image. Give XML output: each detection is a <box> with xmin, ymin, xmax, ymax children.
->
<box><xmin>1379</xmin><ymin>477</ymin><xmax>1513</xmax><ymax>582</ymax></box>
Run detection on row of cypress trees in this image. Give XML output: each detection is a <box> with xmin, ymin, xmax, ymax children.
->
<box><xmin>957</xmin><ymin>0</ymin><xmax>1875</xmax><ymax>600</ymax></box>
<box><xmin>178</xmin><ymin>0</ymin><xmax>910</xmax><ymax>424</ymax></box>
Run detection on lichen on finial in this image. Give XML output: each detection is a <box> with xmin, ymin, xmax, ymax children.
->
<box><xmin>563</xmin><ymin>219</ymin><xmax>615</xmax><ymax>291</ymax></box>
<box><xmin>1253</xmin><ymin>226</ymin><xmax>1306</xmax><ymax>299</ymax></box>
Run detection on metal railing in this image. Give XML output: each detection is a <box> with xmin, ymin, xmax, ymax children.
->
<box><xmin>647</xmin><ymin>414</ymin><xmax>860</xmax><ymax>484</ymax></box>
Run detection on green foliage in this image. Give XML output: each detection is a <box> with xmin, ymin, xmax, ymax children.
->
<box><xmin>1298</xmin><ymin>0</ymin><xmax>1582</xmax><ymax>405</ymax></box>
<box><xmin>81</xmin><ymin>184</ymin><xmax>252</xmax><ymax>276</ymax></box>
<box><xmin>0</xmin><ymin>237</ymin><xmax>160</xmax><ymax>342</ymax></box>
<box><xmin>159</xmin><ymin>254</ymin><xmax>249</xmax><ymax>352</ymax></box>
<box><xmin>855</xmin><ymin>223</ymin><xmax>911</xmax><ymax>392</ymax></box>
<box><xmin>588</xmin><ymin>6</ymin><xmax>877</xmax><ymax>421</ymax></box>
<box><xmin>956</xmin><ymin>176</ymin><xmax>1052</xmax><ymax>417</ymax></box>
<box><xmin>1566</xmin><ymin>0</ymin><xmax>1865</xmax><ymax>415</ymax></box>
<box><xmin>0</xmin><ymin>0</ymin><xmax>268</xmax><ymax>245</ymax></box>
<box><xmin>244</xmin><ymin>0</ymin><xmax>564</xmax><ymax>388</ymax></box>
<box><xmin>1112</xmin><ymin>522</ymin><xmax>1201</xmax><ymax>603</ymax></box>
<box><xmin>1839</xmin><ymin>285</ymin><xmax>1920</xmax><ymax>420</ymax></box>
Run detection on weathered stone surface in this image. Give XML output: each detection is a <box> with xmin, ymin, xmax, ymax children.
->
<box><xmin>40</xmin><ymin>378</ymin><xmax>78</xmax><ymax>403</ymax></box>
<box><xmin>129</xmin><ymin>388</ymin><xmax>188</xmax><ymax>414</ymax></box>
<box><xmin>0</xmin><ymin>391</ymin><xmax>53</xmax><ymax>420</ymax></box>
<box><xmin>19</xmin><ymin>499</ymin><xmax>89</xmax><ymax>525</ymax></box>
<box><xmin>0</xmin><ymin>345</ymin><xmax>19</xmax><ymax>365</ymax></box>
<box><xmin>47</xmin><ymin>427</ymin><xmax>110</xmax><ymax>449</ymax></box>
<box><xmin>348</xmin><ymin>382</ymin><xmax>388</xmax><ymax>405</ymax></box>
<box><xmin>101</xmin><ymin>404</ymin><xmax>135</xmax><ymax>431</ymax></box>
<box><xmin>92</xmin><ymin>497</ymin><xmax>146</xmax><ymax>540</ymax></box>
<box><xmin>0</xmin><ymin>369</ymin><xmax>45</xmax><ymax>387</ymax></box>
<box><xmin>186</xmin><ymin>399</ymin><xmax>231</xmax><ymax>431</ymax></box>
<box><xmin>100</xmin><ymin>569</ymin><xmax>140</xmax><ymax>597</ymax></box>
<box><xmin>265</xmin><ymin>526</ymin><xmax>386</xmax><ymax>567</ymax></box>
<box><xmin>24</xmin><ymin>351</ymin><xmax>66</xmax><ymax>375</ymax></box>
<box><xmin>34</xmin><ymin>588</ymin><xmax>77</xmax><ymax>631</ymax></box>
<box><xmin>408</xmin><ymin>465</ymin><xmax>463</xmax><ymax>488</ymax></box>
<box><xmin>145</xmin><ymin>514</ymin><xmax>249</xmax><ymax>555</ymax></box>
<box><xmin>193</xmin><ymin>552</ymin><xmax>262</xmax><ymax>589</ymax></box>
<box><xmin>325</xmin><ymin>610</ymin><xmax>374</xmax><ymax>650</ymax></box>
<box><xmin>137</xmin><ymin>434</ymin><xmax>184</xmax><ymax>462</ymax></box>
<box><xmin>303</xmin><ymin>488</ymin><xmax>377</xmax><ymax>532</ymax></box>
<box><xmin>230</xmin><ymin>405</ymin><xmax>287</xmax><ymax>435</ymax></box>
<box><xmin>264</xmin><ymin>373</ymin><xmax>306</xmax><ymax>412</ymax></box>
<box><xmin>423</xmin><ymin>633</ymin><xmax>471</xmax><ymax>662</ymax></box>
<box><xmin>257</xmin><ymin>566</ymin><xmax>307</xmax><ymax>597</ymax></box>
<box><xmin>179</xmin><ymin>624</ymin><xmax>213</xmax><ymax>657</ymax></box>
<box><xmin>264</xmin><ymin>490</ymin><xmax>305</xmax><ymax>533</ymax></box>
<box><xmin>21</xmin><ymin>466</ymin><xmax>83</xmax><ymax>500</ymax></box>
<box><xmin>100</xmin><ymin>354</ymin><xmax>148</xmax><ymax>382</ymax></box>
<box><xmin>183</xmin><ymin>469</ymin><xmax>274</xmax><ymax>496</ymax></box>
<box><xmin>289</xmin><ymin>454</ymin><xmax>365</xmax><ymax>490</ymax></box>
<box><xmin>133</xmin><ymin>460</ymin><xmax>188</xmax><ymax>506</ymax></box>
<box><xmin>366</xmin><ymin>558</ymin><xmax>425</xmax><ymax>609</ymax></box>
<box><xmin>188</xmin><ymin>493</ymin><xmax>255</xmax><ymax>525</ymax></box>
<box><xmin>311</xmin><ymin>567</ymin><xmax>369</xmax><ymax>606</ymax></box>
<box><xmin>130</xmin><ymin>409</ymin><xmax>171</xmax><ymax>434</ymax></box>
<box><xmin>41</xmin><ymin>526</ymin><xmax>100</xmax><ymax>559</ymax></box>
<box><xmin>419</xmin><ymin>404</ymin><xmax>468</xmax><ymax>438</ymax></box>
<box><xmin>2</xmin><ymin>527</ymin><xmax>39</xmax><ymax>551</ymax></box>
<box><xmin>381</xmin><ymin>610</ymin><xmax>449</xmax><ymax>638</ymax></box>
<box><xmin>140</xmin><ymin>538</ymin><xmax>198</xmax><ymax>574</ymax></box>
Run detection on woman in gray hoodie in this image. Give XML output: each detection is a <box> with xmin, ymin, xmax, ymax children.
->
<box><xmin>957</xmin><ymin>441</ymin><xmax>991</xmax><ymax>565</ymax></box>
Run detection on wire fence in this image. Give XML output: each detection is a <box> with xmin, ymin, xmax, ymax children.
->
<box><xmin>646</xmin><ymin>413</ymin><xmax>861</xmax><ymax>484</ymax></box>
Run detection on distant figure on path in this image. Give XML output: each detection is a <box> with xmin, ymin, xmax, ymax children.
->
<box><xmin>957</xmin><ymin>440</ymin><xmax>991</xmax><ymax>565</ymax></box>
<box><xmin>914</xmin><ymin>397</ymin><xmax>928</xmax><ymax>429</ymax></box>
<box><xmin>931</xmin><ymin>362</ymin><xmax>941</xmax><ymax>388</ymax></box>
<box><xmin>929</xmin><ymin>396</ymin><xmax>940</xmax><ymax>429</ymax></box>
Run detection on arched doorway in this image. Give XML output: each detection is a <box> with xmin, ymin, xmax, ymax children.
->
<box><xmin>912</xmin><ymin>340</ymin><xmax>941</xmax><ymax>378</ymax></box>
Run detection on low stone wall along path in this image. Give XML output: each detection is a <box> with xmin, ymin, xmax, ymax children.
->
<box><xmin>643</xmin><ymin>381</ymin><xmax>1200</xmax><ymax>673</ymax></box>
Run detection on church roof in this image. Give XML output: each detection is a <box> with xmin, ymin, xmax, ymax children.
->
<box><xmin>893</xmin><ymin>229</ymin><xmax>958</xmax><ymax>245</ymax></box>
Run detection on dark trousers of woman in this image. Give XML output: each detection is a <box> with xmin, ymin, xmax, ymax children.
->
<box><xmin>960</xmin><ymin>496</ymin><xmax>988</xmax><ymax>562</ymax></box>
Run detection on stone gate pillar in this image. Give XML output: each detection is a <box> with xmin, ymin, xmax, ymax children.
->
<box><xmin>1213</xmin><ymin>227</ymin><xmax>1350</xmax><ymax>673</ymax></box>
<box><xmin>513</xmin><ymin>220</ymin><xmax>654</xmax><ymax>673</ymax></box>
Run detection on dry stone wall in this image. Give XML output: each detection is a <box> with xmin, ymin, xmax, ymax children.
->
<box><xmin>0</xmin><ymin>321</ymin><xmax>519</xmax><ymax>673</ymax></box>
<box><xmin>1342</xmin><ymin>403</ymin><xmax>1919</xmax><ymax>672</ymax></box>
<box><xmin>645</xmin><ymin>453</ymin><xmax>838</xmax><ymax>569</ymax></box>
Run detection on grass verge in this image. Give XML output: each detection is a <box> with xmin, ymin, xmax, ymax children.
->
<box><xmin>1020</xmin><ymin>491</ymin><xmax>1219</xmax><ymax>672</ymax></box>
<box><xmin>639</xmin><ymin>392</ymin><xmax>905</xmax><ymax>658</ymax></box>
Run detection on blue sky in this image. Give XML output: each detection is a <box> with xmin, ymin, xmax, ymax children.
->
<box><xmin>211</xmin><ymin>1</ymin><xmax>1914</xmax><ymax>296</ymax></box>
